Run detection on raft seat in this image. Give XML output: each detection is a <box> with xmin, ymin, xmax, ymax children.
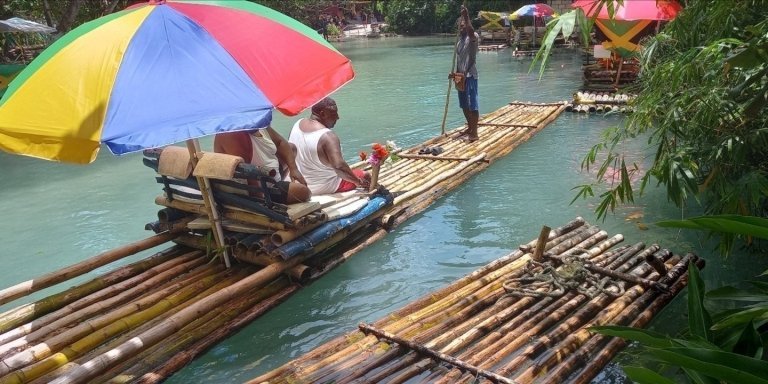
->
<box><xmin>142</xmin><ymin>147</ymin><xmax>321</xmax><ymax>229</ymax></box>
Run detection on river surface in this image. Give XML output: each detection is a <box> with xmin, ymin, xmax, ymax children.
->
<box><xmin>1</xmin><ymin>36</ymin><xmax>765</xmax><ymax>383</ymax></box>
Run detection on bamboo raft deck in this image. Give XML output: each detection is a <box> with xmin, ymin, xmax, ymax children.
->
<box><xmin>248</xmin><ymin>218</ymin><xmax>704</xmax><ymax>384</ymax></box>
<box><xmin>0</xmin><ymin>101</ymin><xmax>565</xmax><ymax>384</ymax></box>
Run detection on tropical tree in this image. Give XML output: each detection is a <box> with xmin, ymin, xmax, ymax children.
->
<box><xmin>533</xmin><ymin>1</ymin><xmax>768</xmax><ymax>381</ymax></box>
<box><xmin>0</xmin><ymin>0</ymin><xmax>131</xmax><ymax>33</ymax></box>
<box><xmin>538</xmin><ymin>1</ymin><xmax>768</xmax><ymax>251</ymax></box>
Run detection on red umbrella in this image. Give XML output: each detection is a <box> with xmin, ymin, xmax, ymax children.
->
<box><xmin>572</xmin><ymin>0</ymin><xmax>682</xmax><ymax>21</ymax></box>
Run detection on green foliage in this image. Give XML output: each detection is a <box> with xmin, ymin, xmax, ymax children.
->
<box><xmin>591</xmin><ymin>216</ymin><xmax>768</xmax><ymax>382</ymax></box>
<box><xmin>378</xmin><ymin>0</ymin><xmax>458</xmax><ymax>35</ymax></box>
<box><xmin>592</xmin><ymin>263</ymin><xmax>768</xmax><ymax>383</ymax></box>
<box><xmin>537</xmin><ymin>1</ymin><xmax>768</xmax><ymax>251</ymax></box>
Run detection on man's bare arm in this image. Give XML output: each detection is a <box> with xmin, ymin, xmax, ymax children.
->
<box><xmin>319</xmin><ymin>132</ymin><xmax>367</xmax><ymax>187</ymax></box>
<box><xmin>266</xmin><ymin>127</ymin><xmax>307</xmax><ymax>186</ymax></box>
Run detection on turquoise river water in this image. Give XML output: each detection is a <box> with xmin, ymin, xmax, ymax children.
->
<box><xmin>1</xmin><ymin>37</ymin><xmax>765</xmax><ymax>383</ymax></box>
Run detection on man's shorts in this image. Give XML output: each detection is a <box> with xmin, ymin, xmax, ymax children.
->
<box><xmin>267</xmin><ymin>181</ymin><xmax>291</xmax><ymax>204</ymax></box>
<box><xmin>458</xmin><ymin>77</ymin><xmax>479</xmax><ymax>111</ymax></box>
<box><xmin>336</xmin><ymin>169</ymin><xmax>368</xmax><ymax>192</ymax></box>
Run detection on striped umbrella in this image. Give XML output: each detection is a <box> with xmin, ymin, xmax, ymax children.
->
<box><xmin>0</xmin><ymin>0</ymin><xmax>354</xmax><ymax>164</ymax></box>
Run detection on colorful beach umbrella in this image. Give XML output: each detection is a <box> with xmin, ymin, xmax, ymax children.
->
<box><xmin>509</xmin><ymin>3</ymin><xmax>558</xmax><ymax>20</ymax></box>
<box><xmin>0</xmin><ymin>0</ymin><xmax>354</xmax><ymax>164</ymax></box>
<box><xmin>572</xmin><ymin>0</ymin><xmax>682</xmax><ymax>21</ymax></box>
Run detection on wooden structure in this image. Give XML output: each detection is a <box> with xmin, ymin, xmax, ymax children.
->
<box><xmin>248</xmin><ymin>217</ymin><xmax>704</xmax><ymax>384</ymax></box>
<box><xmin>566</xmin><ymin>91</ymin><xmax>636</xmax><ymax>114</ymax></box>
<box><xmin>0</xmin><ymin>101</ymin><xmax>565</xmax><ymax>383</ymax></box>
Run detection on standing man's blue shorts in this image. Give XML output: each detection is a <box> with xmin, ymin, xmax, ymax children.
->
<box><xmin>458</xmin><ymin>77</ymin><xmax>479</xmax><ymax>111</ymax></box>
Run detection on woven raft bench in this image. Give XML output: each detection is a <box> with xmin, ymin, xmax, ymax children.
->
<box><xmin>246</xmin><ymin>217</ymin><xmax>704</xmax><ymax>384</ymax></box>
<box><xmin>142</xmin><ymin>147</ymin><xmax>394</xmax><ymax>271</ymax></box>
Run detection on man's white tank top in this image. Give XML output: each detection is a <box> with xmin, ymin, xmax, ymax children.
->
<box><xmin>288</xmin><ymin>119</ymin><xmax>342</xmax><ymax>194</ymax></box>
<box><xmin>249</xmin><ymin>131</ymin><xmax>280</xmax><ymax>182</ymax></box>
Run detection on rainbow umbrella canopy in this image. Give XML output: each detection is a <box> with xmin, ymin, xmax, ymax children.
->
<box><xmin>573</xmin><ymin>0</ymin><xmax>682</xmax><ymax>57</ymax></box>
<box><xmin>509</xmin><ymin>3</ymin><xmax>558</xmax><ymax>20</ymax></box>
<box><xmin>0</xmin><ymin>0</ymin><xmax>354</xmax><ymax>164</ymax></box>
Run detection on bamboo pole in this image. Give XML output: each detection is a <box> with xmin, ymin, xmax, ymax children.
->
<box><xmin>0</xmin><ymin>232</ymin><xmax>182</xmax><ymax>307</ymax></box>
<box><xmin>154</xmin><ymin>196</ymin><xmax>289</xmax><ymax>231</ymax></box>
<box><xmin>0</xmin><ymin>266</ymin><xmax>229</xmax><ymax>383</ymax></box>
<box><xmin>359</xmin><ymin>324</ymin><xmax>517</xmax><ymax>384</ymax></box>
<box><xmin>532</xmin><ymin>226</ymin><xmax>551</xmax><ymax>261</ymax></box>
<box><xmin>440</xmin><ymin>10</ymin><xmax>462</xmax><ymax>136</ymax></box>
<box><xmin>396</xmin><ymin>154</ymin><xmax>486</xmax><ymax>162</ymax></box>
<box><xmin>0</xmin><ymin>252</ymin><xmax>205</xmax><ymax>358</ymax></box>
<box><xmin>0</xmin><ymin>246</ymin><xmax>191</xmax><ymax>335</ymax></box>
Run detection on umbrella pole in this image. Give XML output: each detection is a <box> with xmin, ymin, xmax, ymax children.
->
<box><xmin>186</xmin><ymin>139</ymin><xmax>232</xmax><ymax>268</ymax></box>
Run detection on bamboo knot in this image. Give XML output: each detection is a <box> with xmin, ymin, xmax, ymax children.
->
<box><xmin>501</xmin><ymin>255</ymin><xmax>625</xmax><ymax>300</ymax></box>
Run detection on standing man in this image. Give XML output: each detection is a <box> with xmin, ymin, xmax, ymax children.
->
<box><xmin>452</xmin><ymin>5</ymin><xmax>480</xmax><ymax>142</ymax></box>
<box><xmin>288</xmin><ymin>97</ymin><xmax>370</xmax><ymax>195</ymax></box>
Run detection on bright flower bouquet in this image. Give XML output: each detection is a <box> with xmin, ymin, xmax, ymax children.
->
<box><xmin>359</xmin><ymin>140</ymin><xmax>400</xmax><ymax>166</ymax></box>
<box><xmin>359</xmin><ymin>141</ymin><xmax>399</xmax><ymax>191</ymax></box>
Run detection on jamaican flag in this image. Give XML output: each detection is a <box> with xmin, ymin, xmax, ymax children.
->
<box><xmin>594</xmin><ymin>19</ymin><xmax>657</xmax><ymax>58</ymax></box>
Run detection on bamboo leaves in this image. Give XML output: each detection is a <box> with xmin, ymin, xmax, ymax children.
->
<box><xmin>622</xmin><ymin>366</ymin><xmax>677</xmax><ymax>384</ymax></box>
<box><xmin>687</xmin><ymin>261</ymin><xmax>712</xmax><ymax>342</ymax></box>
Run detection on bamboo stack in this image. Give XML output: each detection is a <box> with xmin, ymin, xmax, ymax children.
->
<box><xmin>246</xmin><ymin>217</ymin><xmax>703</xmax><ymax>384</ymax></box>
<box><xmin>0</xmin><ymin>101</ymin><xmax>567</xmax><ymax>383</ymax></box>
<box><xmin>567</xmin><ymin>91</ymin><xmax>636</xmax><ymax>115</ymax></box>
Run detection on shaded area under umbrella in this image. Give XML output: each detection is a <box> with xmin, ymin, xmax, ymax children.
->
<box><xmin>0</xmin><ymin>0</ymin><xmax>355</xmax><ymax>266</ymax></box>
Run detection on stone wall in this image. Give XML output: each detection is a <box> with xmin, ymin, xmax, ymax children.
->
<box><xmin>549</xmin><ymin>0</ymin><xmax>574</xmax><ymax>16</ymax></box>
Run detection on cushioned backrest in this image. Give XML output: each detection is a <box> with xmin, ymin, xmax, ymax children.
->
<box><xmin>193</xmin><ymin>152</ymin><xmax>244</xmax><ymax>180</ymax></box>
<box><xmin>157</xmin><ymin>146</ymin><xmax>193</xmax><ymax>179</ymax></box>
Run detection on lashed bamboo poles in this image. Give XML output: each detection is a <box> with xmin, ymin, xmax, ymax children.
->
<box><xmin>538</xmin><ymin>256</ymin><xmax>704</xmax><ymax>384</ymax></box>
<box><xmin>379</xmin><ymin>105</ymin><xmax>564</xmax><ymax>227</ymax></box>
<box><xmin>0</xmin><ymin>262</ymin><xmax>227</xmax><ymax>383</ymax></box>
<box><xmin>249</xmin><ymin>222</ymin><xmax>698</xmax><ymax>384</ymax></box>
<box><xmin>357</xmin><ymin>235</ymin><xmax>634</xmax><ymax>383</ymax></box>
<box><xmin>246</xmin><ymin>219</ymin><xmax>593</xmax><ymax>383</ymax></box>
<box><xmin>0</xmin><ymin>251</ymin><xmax>204</xmax><ymax>358</ymax></box>
<box><xmin>0</xmin><ymin>246</ymin><xmax>187</xmax><ymax>335</ymax></box>
<box><xmin>260</xmin><ymin>225</ymin><xmax>596</xmax><ymax>382</ymax></box>
<box><xmin>0</xmin><ymin>231</ymin><xmax>183</xmax><ymax>307</ymax></box>
<box><xmin>85</xmin><ymin>273</ymin><xmax>290</xmax><ymax>383</ymax></box>
<box><xmin>42</xmin><ymin>199</ymin><xmax>390</xmax><ymax>384</ymax></box>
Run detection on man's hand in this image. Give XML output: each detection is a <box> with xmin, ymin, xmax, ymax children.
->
<box><xmin>358</xmin><ymin>172</ymin><xmax>371</xmax><ymax>189</ymax></box>
<box><xmin>290</xmin><ymin>169</ymin><xmax>308</xmax><ymax>186</ymax></box>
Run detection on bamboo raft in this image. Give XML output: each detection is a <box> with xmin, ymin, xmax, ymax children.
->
<box><xmin>0</xmin><ymin>101</ymin><xmax>565</xmax><ymax>384</ymax></box>
<box><xmin>248</xmin><ymin>217</ymin><xmax>704</xmax><ymax>384</ymax></box>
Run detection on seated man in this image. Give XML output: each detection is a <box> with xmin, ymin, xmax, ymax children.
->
<box><xmin>214</xmin><ymin>126</ymin><xmax>311</xmax><ymax>204</ymax></box>
<box><xmin>289</xmin><ymin>97</ymin><xmax>370</xmax><ymax>195</ymax></box>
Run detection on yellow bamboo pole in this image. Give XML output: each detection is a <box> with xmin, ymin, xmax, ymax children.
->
<box><xmin>0</xmin><ymin>232</ymin><xmax>182</xmax><ymax>307</ymax></box>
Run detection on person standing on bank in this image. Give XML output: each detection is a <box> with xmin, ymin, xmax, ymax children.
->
<box><xmin>451</xmin><ymin>5</ymin><xmax>480</xmax><ymax>142</ymax></box>
<box><xmin>289</xmin><ymin>97</ymin><xmax>370</xmax><ymax>195</ymax></box>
